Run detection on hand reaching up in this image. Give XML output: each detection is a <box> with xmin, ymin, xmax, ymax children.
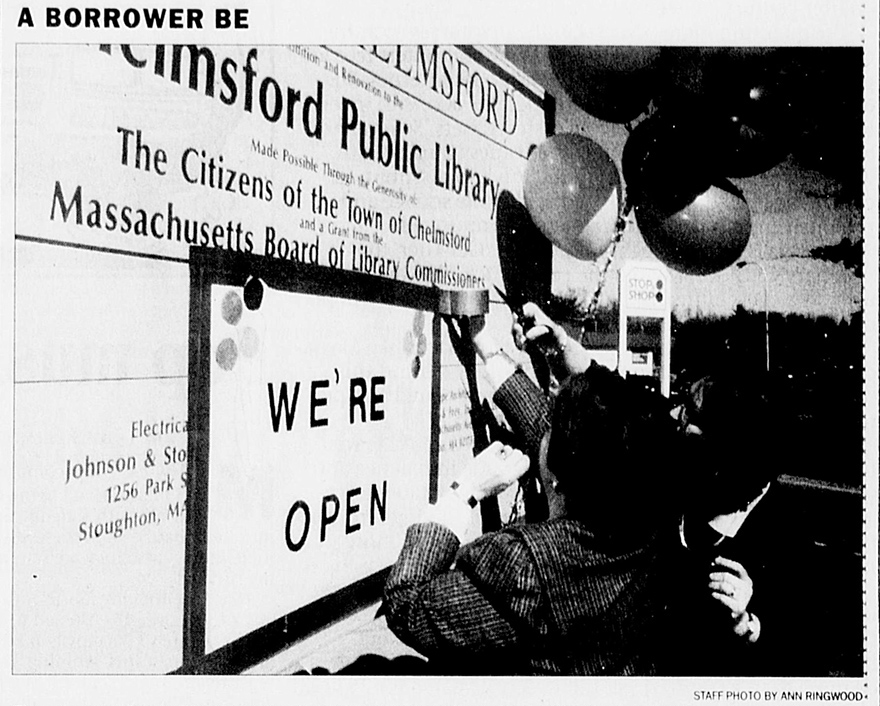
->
<box><xmin>452</xmin><ymin>441</ymin><xmax>530</xmax><ymax>503</ymax></box>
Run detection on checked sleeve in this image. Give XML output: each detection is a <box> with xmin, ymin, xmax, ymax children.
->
<box><xmin>384</xmin><ymin>522</ymin><xmax>542</xmax><ymax>664</ymax></box>
<box><xmin>492</xmin><ymin>368</ymin><xmax>552</xmax><ymax>460</ymax></box>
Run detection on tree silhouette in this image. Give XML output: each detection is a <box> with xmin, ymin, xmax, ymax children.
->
<box><xmin>809</xmin><ymin>238</ymin><xmax>863</xmax><ymax>277</ymax></box>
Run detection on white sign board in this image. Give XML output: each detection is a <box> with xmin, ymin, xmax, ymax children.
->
<box><xmin>188</xmin><ymin>259</ymin><xmax>439</xmax><ymax>662</ymax></box>
<box><xmin>620</xmin><ymin>261</ymin><xmax>670</xmax><ymax>318</ymax></box>
<box><xmin>618</xmin><ymin>260</ymin><xmax>672</xmax><ymax>396</ymax></box>
<box><xmin>13</xmin><ymin>43</ymin><xmax>548</xmax><ymax>673</ymax></box>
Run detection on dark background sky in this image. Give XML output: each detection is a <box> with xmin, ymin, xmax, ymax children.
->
<box><xmin>504</xmin><ymin>46</ymin><xmax>864</xmax><ymax>321</ymax></box>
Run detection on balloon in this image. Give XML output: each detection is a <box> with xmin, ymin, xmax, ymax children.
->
<box><xmin>244</xmin><ymin>277</ymin><xmax>264</xmax><ymax>310</ymax></box>
<box><xmin>548</xmin><ymin>46</ymin><xmax>661</xmax><ymax>124</ymax></box>
<box><xmin>523</xmin><ymin>134</ymin><xmax>622</xmax><ymax>261</ymax></box>
<box><xmin>495</xmin><ymin>190</ymin><xmax>552</xmax><ymax>309</ymax></box>
<box><xmin>495</xmin><ymin>189</ymin><xmax>553</xmax><ymax>392</ymax></box>
<box><xmin>788</xmin><ymin>47</ymin><xmax>862</xmax><ymax>194</ymax></box>
<box><xmin>710</xmin><ymin>80</ymin><xmax>793</xmax><ymax>177</ymax></box>
<box><xmin>622</xmin><ymin>109</ymin><xmax>714</xmax><ymax>220</ymax></box>
<box><xmin>657</xmin><ymin>47</ymin><xmax>780</xmax><ymax>102</ymax></box>
<box><xmin>635</xmin><ymin>180</ymin><xmax>751</xmax><ymax>276</ymax></box>
<box><xmin>655</xmin><ymin>48</ymin><xmax>794</xmax><ymax>178</ymax></box>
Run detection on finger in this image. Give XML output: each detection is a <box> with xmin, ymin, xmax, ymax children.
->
<box><xmin>521</xmin><ymin>302</ymin><xmax>542</xmax><ymax>320</ymax></box>
<box><xmin>713</xmin><ymin>556</ymin><xmax>747</xmax><ymax>577</ymax></box>
<box><xmin>712</xmin><ymin>571</ymin><xmax>750</xmax><ymax>594</ymax></box>
<box><xmin>708</xmin><ymin>572</ymin><xmax>732</xmax><ymax>582</ymax></box>
<box><xmin>712</xmin><ymin>580</ymin><xmax>742</xmax><ymax>598</ymax></box>
<box><xmin>491</xmin><ymin>446</ymin><xmax>527</xmax><ymax>472</ymax></box>
<box><xmin>524</xmin><ymin>325</ymin><xmax>553</xmax><ymax>342</ymax></box>
<box><xmin>495</xmin><ymin>443</ymin><xmax>517</xmax><ymax>459</ymax></box>
<box><xmin>476</xmin><ymin>441</ymin><xmax>503</xmax><ymax>461</ymax></box>
<box><xmin>486</xmin><ymin>440</ymin><xmax>504</xmax><ymax>453</ymax></box>
<box><xmin>711</xmin><ymin>592</ymin><xmax>742</xmax><ymax>613</ymax></box>
<box><xmin>485</xmin><ymin>453</ymin><xmax>530</xmax><ymax>496</ymax></box>
<box><xmin>505</xmin><ymin>451</ymin><xmax>531</xmax><ymax>480</ymax></box>
<box><xmin>709</xmin><ymin>577</ymin><xmax>748</xmax><ymax>596</ymax></box>
<box><xmin>496</xmin><ymin>445</ymin><xmax>521</xmax><ymax>462</ymax></box>
<box><xmin>511</xmin><ymin>324</ymin><xmax>527</xmax><ymax>348</ymax></box>
<box><xmin>708</xmin><ymin>580</ymin><xmax>731</xmax><ymax>594</ymax></box>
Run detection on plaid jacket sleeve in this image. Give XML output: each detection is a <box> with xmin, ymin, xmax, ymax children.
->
<box><xmin>384</xmin><ymin>522</ymin><xmax>541</xmax><ymax>659</ymax></box>
<box><xmin>492</xmin><ymin>368</ymin><xmax>552</xmax><ymax>460</ymax></box>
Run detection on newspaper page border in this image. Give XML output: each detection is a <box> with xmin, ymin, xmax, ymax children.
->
<box><xmin>1</xmin><ymin>1</ymin><xmax>877</xmax><ymax>705</ymax></box>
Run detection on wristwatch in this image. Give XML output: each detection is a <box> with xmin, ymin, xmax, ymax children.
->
<box><xmin>450</xmin><ymin>480</ymin><xmax>478</xmax><ymax>508</ymax></box>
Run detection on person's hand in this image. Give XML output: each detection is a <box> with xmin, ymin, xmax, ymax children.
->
<box><xmin>709</xmin><ymin>556</ymin><xmax>754</xmax><ymax>619</ymax></box>
<box><xmin>452</xmin><ymin>441</ymin><xmax>530</xmax><ymax>502</ymax></box>
<box><xmin>732</xmin><ymin>610</ymin><xmax>761</xmax><ymax>642</ymax></box>
<box><xmin>512</xmin><ymin>302</ymin><xmax>565</xmax><ymax>352</ymax></box>
<box><xmin>464</xmin><ymin>315</ymin><xmax>496</xmax><ymax>361</ymax></box>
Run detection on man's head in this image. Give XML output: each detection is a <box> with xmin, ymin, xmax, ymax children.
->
<box><xmin>676</xmin><ymin>373</ymin><xmax>778</xmax><ymax>528</ymax></box>
<box><xmin>545</xmin><ymin>363</ymin><xmax>678</xmax><ymax>545</ymax></box>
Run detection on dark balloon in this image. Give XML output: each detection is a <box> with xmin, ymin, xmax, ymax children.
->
<box><xmin>495</xmin><ymin>190</ymin><xmax>551</xmax><ymax>309</ymax></box>
<box><xmin>787</xmin><ymin>47</ymin><xmax>863</xmax><ymax>200</ymax></box>
<box><xmin>244</xmin><ymin>277</ymin><xmax>264</xmax><ymax>311</ymax></box>
<box><xmin>654</xmin><ymin>48</ymin><xmax>794</xmax><ymax>178</ymax></box>
<box><xmin>710</xmin><ymin>79</ymin><xmax>793</xmax><ymax>177</ymax></box>
<box><xmin>495</xmin><ymin>189</ymin><xmax>553</xmax><ymax>393</ymax></box>
<box><xmin>548</xmin><ymin>45</ymin><xmax>661</xmax><ymax>124</ymax></box>
<box><xmin>636</xmin><ymin>180</ymin><xmax>751</xmax><ymax>276</ymax></box>
<box><xmin>622</xmin><ymin>109</ymin><xmax>714</xmax><ymax>220</ymax></box>
<box><xmin>657</xmin><ymin>47</ymin><xmax>781</xmax><ymax>104</ymax></box>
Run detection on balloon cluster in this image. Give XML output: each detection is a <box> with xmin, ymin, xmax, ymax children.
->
<box><xmin>621</xmin><ymin>105</ymin><xmax>752</xmax><ymax>275</ymax></box>
<box><xmin>520</xmin><ymin>47</ymin><xmax>814</xmax><ymax>276</ymax></box>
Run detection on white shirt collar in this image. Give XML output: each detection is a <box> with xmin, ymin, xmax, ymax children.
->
<box><xmin>708</xmin><ymin>484</ymin><xmax>771</xmax><ymax>538</ymax></box>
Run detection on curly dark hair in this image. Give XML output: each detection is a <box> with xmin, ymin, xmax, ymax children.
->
<box><xmin>546</xmin><ymin>363</ymin><xmax>681</xmax><ymax>547</ymax></box>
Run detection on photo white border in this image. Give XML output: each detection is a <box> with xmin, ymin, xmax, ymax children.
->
<box><xmin>1</xmin><ymin>1</ymin><xmax>877</xmax><ymax>704</ymax></box>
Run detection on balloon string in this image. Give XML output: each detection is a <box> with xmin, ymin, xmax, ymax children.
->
<box><xmin>586</xmin><ymin>202</ymin><xmax>632</xmax><ymax>317</ymax></box>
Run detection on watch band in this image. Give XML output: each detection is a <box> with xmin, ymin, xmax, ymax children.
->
<box><xmin>450</xmin><ymin>480</ymin><xmax>478</xmax><ymax>508</ymax></box>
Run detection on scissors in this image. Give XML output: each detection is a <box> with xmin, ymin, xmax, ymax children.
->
<box><xmin>493</xmin><ymin>285</ymin><xmax>525</xmax><ymax>319</ymax></box>
<box><xmin>494</xmin><ymin>286</ymin><xmax>549</xmax><ymax>342</ymax></box>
